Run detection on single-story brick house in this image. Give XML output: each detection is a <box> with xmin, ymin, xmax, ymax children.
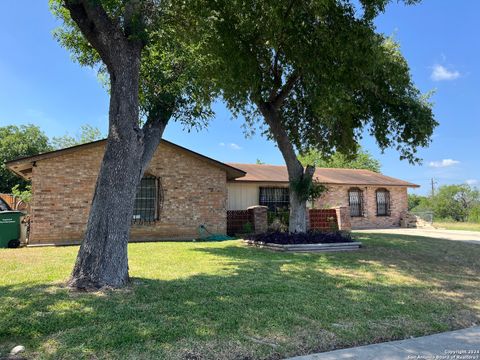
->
<box><xmin>226</xmin><ymin>163</ymin><xmax>418</xmax><ymax>229</ymax></box>
<box><xmin>6</xmin><ymin>140</ymin><xmax>418</xmax><ymax>245</ymax></box>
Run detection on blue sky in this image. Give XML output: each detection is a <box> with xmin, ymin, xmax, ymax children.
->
<box><xmin>0</xmin><ymin>1</ymin><xmax>478</xmax><ymax>195</ymax></box>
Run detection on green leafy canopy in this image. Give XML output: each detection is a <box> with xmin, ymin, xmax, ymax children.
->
<box><xmin>49</xmin><ymin>0</ymin><xmax>215</xmax><ymax>130</ymax></box>
<box><xmin>298</xmin><ymin>147</ymin><xmax>382</xmax><ymax>173</ymax></box>
<box><xmin>0</xmin><ymin>125</ymin><xmax>52</xmax><ymax>193</ymax></box>
<box><xmin>52</xmin><ymin>124</ymin><xmax>104</xmax><ymax>149</ymax></box>
<box><xmin>176</xmin><ymin>0</ymin><xmax>437</xmax><ymax>163</ymax></box>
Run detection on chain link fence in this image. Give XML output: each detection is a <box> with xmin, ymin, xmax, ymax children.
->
<box><xmin>410</xmin><ymin>210</ymin><xmax>434</xmax><ymax>224</ymax></box>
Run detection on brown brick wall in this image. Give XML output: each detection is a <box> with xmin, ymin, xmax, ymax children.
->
<box><xmin>313</xmin><ymin>185</ymin><xmax>408</xmax><ymax>229</ymax></box>
<box><xmin>335</xmin><ymin>207</ymin><xmax>352</xmax><ymax>231</ymax></box>
<box><xmin>30</xmin><ymin>142</ymin><xmax>227</xmax><ymax>244</ymax></box>
<box><xmin>308</xmin><ymin>209</ymin><xmax>338</xmax><ymax>231</ymax></box>
<box><xmin>248</xmin><ymin>205</ymin><xmax>268</xmax><ymax>234</ymax></box>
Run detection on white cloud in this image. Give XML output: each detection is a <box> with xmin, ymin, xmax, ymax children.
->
<box><xmin>431</xmin><ymin>64</ymin><xmax>460</xmax><ymax>81</ymax></box>
<box><xmin>219</xmin><ymin>142</ymin><xmax>242</xmax><ymax>150</ymax></box>
<box><xmin>428</xmin><ymin>159</ymin><xmax>460</xmax><ymax>168</ymax></box>
<box><xmin>466</xmin><ymin>179</ymin><xmax>478</xmax><ymax>185</ymax></box>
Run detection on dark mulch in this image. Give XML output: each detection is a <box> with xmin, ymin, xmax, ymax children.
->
<box><xmin>245</xmin><ymin>230</ymin><xmax>353</xmax><ymax>245</ymax></box>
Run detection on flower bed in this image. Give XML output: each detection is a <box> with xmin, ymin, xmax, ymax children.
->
<box><xmin>246</xmin><ymin>230</ymin><xmax>353</xmax><ymax>245</ymax></box>
<box><xmin>245</xmin><ymin>231</ymin><xmax>361</xmax><ymax>252</ymax></box>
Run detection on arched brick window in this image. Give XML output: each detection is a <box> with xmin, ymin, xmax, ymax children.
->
<box><xmin>348</xmin><ymin>187</ymin><xmax>364</xmax><ymax>217</ymax></box>
<box><xmin>376</xmin><ymin>188</ymin><xmax>390</xmax><ymax>216</ymax></box>
<box><xmin>132</xmin><ymin>175</ymin><xmax>163</xmax><ymax>223</ymax></box>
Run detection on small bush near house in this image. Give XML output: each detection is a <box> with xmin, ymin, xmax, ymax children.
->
<box><xmin>241</xmin><ymin>221</ymin><xmax>253</xmax><ymax>234</ymax></box>
<box><xmin>246</xmin><ymin>230</ymin><xmax>353</xmax><ymax>245</ymax></box>
<box><xmin>267</xmin><ymin>210</ymin><xmax>289</xmax><ymax>228</ymax></box>
<box><xmin>327</xmin><ymin>216</ymin><xmax>339</xmax><ymax>232</ymax></box>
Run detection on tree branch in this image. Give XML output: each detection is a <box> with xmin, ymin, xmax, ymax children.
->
<box><xmin>63</xmin><ymin>0</ymin><xmax>128</xmax><ymax>72</ymax></box>
<box><xmin>257</xmin><ymin>101</ymin><xmax>300</xmax><ymax>172</ymax></box>
<box><xmin>271</xmin><ymin>71</ymin><xmax>299</xmax><ymax>109</ymax></box>
<box><xmin>268</xmin><ymin>0</ymin><xmax>298</xmax><ymax>103</ymax></box>
<box><xmin>124</xmin><ymin>0</ymin><xmax>148</xmax><ymax>45</ymax></box>
<box><xmin>268</xmin><ymin>49</ymin><xmax>282</xmax><ymax>101</ymax></box>
<box><xmin>140</xmin><ymin>114</ymin><xmax>170</xmax><ymax>173</ymax></box>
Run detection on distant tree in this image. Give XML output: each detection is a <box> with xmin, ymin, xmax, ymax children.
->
<box><xmin>433</xmin><ymin>184</ymin><xmax>480</xmax><ymax>222</ymax></box>
<box><xmin>0</xmin><ymin>125</ymin><xmax>52</xmax><ymax>193</ymax></box>
<box><xmin>408</xmin><ymin>193</ymin><xmax>424</xmax><ymax>211</ymax></box>
<box><xmin>408</xmin><ymin>193</ymin><xmax>432</xmax><ymax>212</ymax></box>
<box><xmin>255</xmin><ymin>158</ymin><xmax>265</xmax><ymax>165</ymax></box>
<box><xmin>52</xmin><ymin>124</ymin><xmax>104</xmax><ymax>149</ymax></box>
<box><xmin>299</xmin><ymin>147</ymin><xmax>381</xmax><ymax>173</ymax></box>
<box><xmin>180</xmin><ymin>0</ymin><xmax>437</xmax><ymax>232</ymax></box>
<box><xmin>11</xmin><ymin>184</ymin><xmax>32</xmax><ymax>204</ymax></box>
<box><xmin>468</xmin><ymin>204</ymin><xmax>480</xmax><ymax>223</ymax></box>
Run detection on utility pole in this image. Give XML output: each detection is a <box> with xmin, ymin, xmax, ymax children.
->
<box><xmin>431</xmin><ymin>178</ymin><xmax>437</xmax><ymax>198</ymax></box>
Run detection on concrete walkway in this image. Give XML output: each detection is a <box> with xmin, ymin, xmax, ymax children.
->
<box><xmin>287</xmin><ymin>326</ymin><xmax>480</xmax><ymax>360</ymax></box>
<box><xmin>355</xmin><ymin>228</ymin><xmax>480</xmax><ymax>245</ymax></box>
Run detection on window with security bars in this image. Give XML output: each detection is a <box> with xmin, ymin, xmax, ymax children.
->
<box><xmin>259</xmin><ymin>187</ymin><xmax>289</xmax><ymax>212</ymax></box>
<box><xmin>348</xmin><ymin>188</ymin><xmax>364</xmax><ymax>217</ymax></box>
<box><xmin>376</xmin><ymin>188</ymin><xmax>390</xmax><ymax>216</ymax></box>
<box><xmin>132</xmin><ymin>176</ymin><xmax>162</xmax><ymax>223</ymax></box>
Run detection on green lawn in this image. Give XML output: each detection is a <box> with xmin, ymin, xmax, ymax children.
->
<box><xmin>434</xmin><ymin>221</ymin><xmax>480</xmax><ymax>232</ymax></box>
<box><xmin>1</xmin><ymin>234</ymin><xmax>479</xmax><ymax>360</ymax></box>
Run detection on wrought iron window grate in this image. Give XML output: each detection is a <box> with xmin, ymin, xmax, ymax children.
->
<box><xmin>348</xmin><ymin>188</ymin><xmax>364</xmax><ymax>217</ymax></box>
<box><xmin>376</xmin><ymin>188</ymin><xmax>390</xmax><ymax>216</ymax></box>
<box><xmin>259</xmin><ymin>187</ymin><xmax>290</xmax><ymax>212</ymax></box>
<box><xmin>132</xmin><ymin>176</ymin><xmax>163</xmax><ymax>224</ymax></box>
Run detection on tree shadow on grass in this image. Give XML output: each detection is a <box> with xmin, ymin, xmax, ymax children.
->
<box><xmin>0</xmin><ymin>234</ymin><xmax>479</xmax><ymax>360</ymax></box>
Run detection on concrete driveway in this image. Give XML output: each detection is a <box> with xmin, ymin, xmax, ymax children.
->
<box><xmin>354</xmin><ymin>228</ymin><xmax>480</xmax><ymax>244</ymax></box>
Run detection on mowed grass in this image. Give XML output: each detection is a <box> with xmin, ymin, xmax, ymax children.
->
<box><xmin>434</xmin><ymin>221</ymin><xmax>480</xmax><ymax>232</ymax></box>
<box><xmin>1</xmin><ymin>234</ymin><xmax>479</xmax><ymax>360</ymax></box>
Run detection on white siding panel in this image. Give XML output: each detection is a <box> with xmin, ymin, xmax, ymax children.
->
<box><xmin>227</xmin><ymin>183</ymin><xmax>259</xmax><ymax>210</ymax></box>
<box><xmin>227</xmin><ymin>182</ymin><xmax>288</xmax><ymax>210</ymax></box>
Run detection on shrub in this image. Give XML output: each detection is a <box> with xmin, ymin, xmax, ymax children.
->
<box><xmin>327</xmin><ymin>216</ymin><xmax>339</xmax><ymax>231</ymax></box>
<box><xmin>468</xmin><ymin>205</ymin><xmax>480</xmax><ymax>223</ymax></box>
<box><xmin>242</xmin><ymin>221</ymin><xmax>253</xmax><ymax>234</ymax></box>
<box><xmin>269</xmin><ymin>218</ymin><xmax>288</xmax><ymax>232</ymax></box>
<box><xmin>267</xmin><ymin>210</ymin><xmax>289</xmax><ymax>226</ymax></box>
<box><xmin>246</xmin><ymin>230</ymin><xmax>352</xmax><ymax>245</ymax></box>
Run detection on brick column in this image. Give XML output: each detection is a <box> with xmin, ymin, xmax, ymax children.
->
<box><xmin>335</xmin><ymin>206</ymin><xmax>351</xmax><ymax>231</ymax></box>
<box><xmin>247</xmin><ymin>205</ymin><xmax>268</xmax><ymax>234</ymax></box>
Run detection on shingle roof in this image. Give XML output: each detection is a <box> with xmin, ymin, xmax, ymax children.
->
<box><xmin>6</xmin><ymin>139</ymin><xmax>246</xmax><ymax>181</ymax></box>
<box><xmin>227</xmin><ymin>163</ymin><xmax>419</xmax><ymax>187</ymax></box>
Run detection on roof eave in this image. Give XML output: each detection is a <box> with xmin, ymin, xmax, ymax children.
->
<box><xmin>230</xmin><ymin>179</ymin><xmax>419</xmax><ymax>187</ymax></box>
<box><xmin>6</xmin><ymin>162</ymin><xmax>34</xmax><ymax>180</ymax></box>
<box><xmin>5</xmin><ymin>138</ymin><xmax>246</xmax><ymax>180</ymax></box>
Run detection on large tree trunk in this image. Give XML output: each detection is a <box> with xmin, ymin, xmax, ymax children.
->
<box><xmin>258</xmin><ymin>103</ymin><xmax>314</xmax><ymax>233</ymax></box>
<box><xmin>69</xmin><ymin>51</ymin><xmax>163</xmax><ymax>289</ymax></box>
<box><xmin>63</xmin><ymin>1</ymin><xmax>169</xmax><ymax>290</ymax></box>
<box><xmin>288</xmin><ymin>164</ymin><xmax>315</xmax><ymax>233</ymax></box>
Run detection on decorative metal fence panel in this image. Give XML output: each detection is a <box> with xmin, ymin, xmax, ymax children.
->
<box><xmin>309</xmin><ymin>209</ymin><xmax>338</xmax><ymax>231</ymax></box>
<box><xmin>227</xmin><ymin>210</ymin><xmax>254</xmax><ymax>236</ymax></box>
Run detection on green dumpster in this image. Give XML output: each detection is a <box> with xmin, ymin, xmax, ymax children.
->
<box><xmin>0</xmin><ymin>211</ymin><xmax>23</xmax><ymax>248</ymax></box>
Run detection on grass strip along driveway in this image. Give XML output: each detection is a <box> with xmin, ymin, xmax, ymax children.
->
<box><xmin>434</xmin><ymin>221</ymin><xmax>480</xmax><ymax>232</ymax></box>
<box><xmin>1</xmin><ymin>234</ymin><xmax>479</xmax><ymax>359</ymax></box>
